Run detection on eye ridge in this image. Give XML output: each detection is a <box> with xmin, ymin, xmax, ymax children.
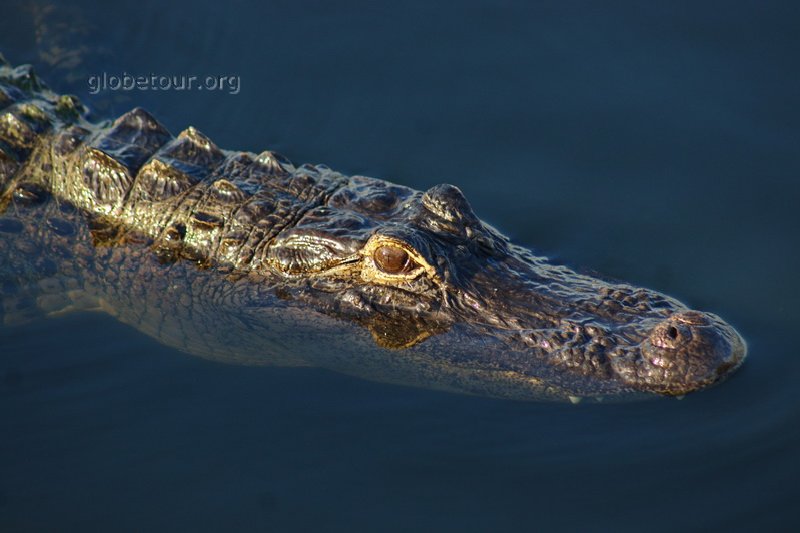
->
<box><xmin>373</xmin><ymin>245</ymin><xmax>418</xmax><ymax>275</ymax></box>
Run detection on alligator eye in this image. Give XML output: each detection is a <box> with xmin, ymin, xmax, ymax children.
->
<box><xmin>373</xmin><ymin>245</ymin><xmax>418</xmax><ymax>275</ymax></box>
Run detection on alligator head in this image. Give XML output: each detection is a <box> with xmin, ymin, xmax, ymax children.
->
<box><xmin>259</xmin><ymin>176</ymin><xmax>746</xmax><ymax>400</ymax></box>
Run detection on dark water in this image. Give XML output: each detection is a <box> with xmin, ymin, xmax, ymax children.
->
<box><xmin>1</xmin><ymin>1</ymin><xmax>799</xmax><ymax>531</ymax></box>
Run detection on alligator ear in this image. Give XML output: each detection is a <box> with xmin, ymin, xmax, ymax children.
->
<box><xmin>363</xmin><ymin>315</ymin><xmax>446</xmax><ymax>349</ymax></box>
<box><xmin>422</xmin><ymin>184</ymin><xmax>481</xmax><ymax>227</ymax></box>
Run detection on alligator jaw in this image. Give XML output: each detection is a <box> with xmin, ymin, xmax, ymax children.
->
<box><xmin>455</xmin><ymin>264</ymin><xmax>748</xmax><ymax>398</ymax></box>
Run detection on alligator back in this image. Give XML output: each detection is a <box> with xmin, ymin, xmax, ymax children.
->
<box><xmin>0</xmin><ymin>58</ymin><xmax>346</xmax><ymax>367</ymax></box>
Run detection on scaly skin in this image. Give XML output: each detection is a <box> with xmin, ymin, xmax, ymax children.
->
<box><xmin>0</xmin><ymin>56</ymin><xmax>746</xmax><ymax>402</ymax></box>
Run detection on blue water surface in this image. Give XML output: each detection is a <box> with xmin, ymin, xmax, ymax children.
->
<box><xmin>1</xmin><ymin>1</ymin><xmax>799</xmax><ymax>531</ymax></box>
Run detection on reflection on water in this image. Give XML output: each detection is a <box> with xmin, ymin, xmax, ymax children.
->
<box><xmin>1</xmin><ymin>0</ymin><xmax>799</xmax><ymax>531</ymax></box>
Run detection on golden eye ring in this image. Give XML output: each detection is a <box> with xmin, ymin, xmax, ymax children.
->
<box><xmin>362</xmin><ymin>236</ymin><xmax>437</xmax><ymax>283</ymax></box>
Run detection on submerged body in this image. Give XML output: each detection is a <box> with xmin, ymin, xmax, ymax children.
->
<box><xmin>0</xmin><ymin>57</ymin><xmax>746</xmax><ymax>401</ymax></box>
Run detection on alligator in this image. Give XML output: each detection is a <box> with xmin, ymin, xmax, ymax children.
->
<box><xmin>0</xmin><ymin>55</ymin><xmax>746</xmax><ymax>402</ymax></box>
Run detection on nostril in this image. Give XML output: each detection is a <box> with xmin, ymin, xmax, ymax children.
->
<box><xmin>649</xmin><ymin>319</ymin><xmax>692</xmax><ymax>349</ymax></box>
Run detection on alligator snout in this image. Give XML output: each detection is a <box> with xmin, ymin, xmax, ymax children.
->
<box><xmin>612</xmin><ymin>311</ymin><xmax>746</xmax><ymax>396</ymax></box>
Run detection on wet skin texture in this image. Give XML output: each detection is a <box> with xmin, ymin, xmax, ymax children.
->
<box><xmin>0</xmin><ymin>56</ymin><xmax>746</xmax><ymax>402</ymax></box>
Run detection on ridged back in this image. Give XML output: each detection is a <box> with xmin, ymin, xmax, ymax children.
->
<box><xmin>0</xmin><ymin>58</ymin><xmax>348</xmax><ymax>274</ymax></box>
